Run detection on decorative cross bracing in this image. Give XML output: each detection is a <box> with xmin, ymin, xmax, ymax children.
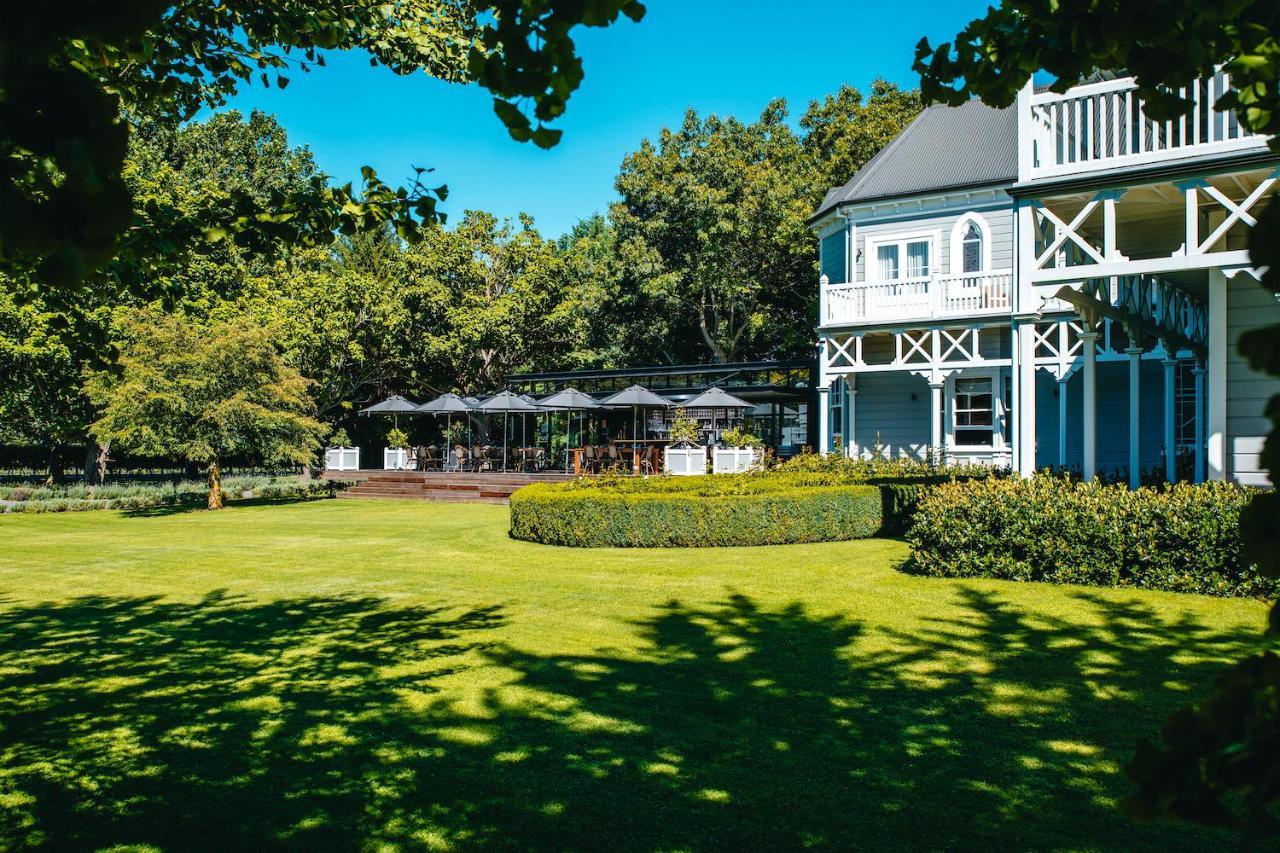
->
<box><xmin>1054</xmin><ymin>273</ymin><xmax>1207</xmax><ymax>357</ymax></box>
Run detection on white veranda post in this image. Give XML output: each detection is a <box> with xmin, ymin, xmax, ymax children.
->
<box><xmin>1080</xmin><ymin>327</ymin><xmax>1098</xmax><ymax>480</ymax></box>
<box><xmin>817</xmin><ymin>385</ymin><xmax>831</xmax><ymax>454</ymax></box>
<box><xmin>1207</xmin><ymin>269</ymin><xmax>1227</xmax><ymax>480</ymax></box>
<box><xmin>929</xmin><ymin>379</ymin><xmax>944</xmax><ymax>466</ymax></box>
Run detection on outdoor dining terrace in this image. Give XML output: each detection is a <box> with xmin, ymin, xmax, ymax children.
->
<box><xmin>325</xmin><ymin>382</ymin><xmax>774</xmax><ymax>488</ymax></box>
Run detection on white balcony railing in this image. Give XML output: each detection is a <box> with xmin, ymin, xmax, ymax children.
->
<box><xmin>1027</xmin><ymin>72</ymin><xmax>1264</xmax><ymax>180</ymax></box>
<box><xmin>820</xmin><ymin>270</ymin><xmax>1012</xmax><ymax>326</ymax></box>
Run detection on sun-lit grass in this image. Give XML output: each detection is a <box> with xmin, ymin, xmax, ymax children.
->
<box><xmin>0</xmin><ymin>498</ymin><xmax>1268</xmax><ymax>849</ymax></box>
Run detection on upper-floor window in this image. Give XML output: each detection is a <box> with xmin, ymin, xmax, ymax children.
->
<box><xmin>873</xmin><ymin>237</ymin><xmax>931</xmax><ymax>281</ymax></box>
<box><xmin>961</xmin><ymin>223</ymin><xmax>982</xmax><ymax>273</ymax></box>
<box><xmin>949</xmin><ymin>213</ymin><xmax>991</xmax><ymax>276</ymax></box>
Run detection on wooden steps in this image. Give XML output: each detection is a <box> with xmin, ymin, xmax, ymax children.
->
<box><xmin>329</xmin><ymin>470</ymin><xmax>572</xmax><ymax>504</ymax></box>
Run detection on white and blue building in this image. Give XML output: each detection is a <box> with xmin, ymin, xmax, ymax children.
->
<box><xmin>811</xmin><ymin>72</ymin><xmax>1279</xmax><ymax>487</ymax></box>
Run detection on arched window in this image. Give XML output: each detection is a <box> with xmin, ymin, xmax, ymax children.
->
<box><xmin>950</xmin><ymin>213</ymin><xmax>991</xmax><ymax>275</ymax></box>
<box><xmin>961</xmin><ymin>222</ymin><xmax>982</xmax><ymax>273</ymax></box>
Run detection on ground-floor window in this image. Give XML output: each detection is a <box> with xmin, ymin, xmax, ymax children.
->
<box><xmin>954</xmin><ymin>376</ymin><xmax>995</xmax><ymax>447</ymax></box>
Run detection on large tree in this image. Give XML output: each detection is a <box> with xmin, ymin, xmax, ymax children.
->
<box><xmin>85</xmin><ymin>310</ymin><xmax>325</xmax><ymax>510</ymax></box>
<box><xmin>916</xmin><ymin>1</ymin><xmax>1280</xmax><ymax>837</ymax></box>
<box><xmin>0</xmin><ymin>0</ymin><xmax>646</xmax><ymax>291</ymax></box>
<box><xmin>0</xmin><ymin>110</ymin><xmax>340</xmax><ymax>482</ymax></box>
<box><xmin>609</xmin><ymin>83</ymin><xmax>921</xmax><ymax>364</ymax></box>
<box><xmin>405</xmin><ymin>211</ymin><xmax>588</xmax><ymax>393</ymax></box>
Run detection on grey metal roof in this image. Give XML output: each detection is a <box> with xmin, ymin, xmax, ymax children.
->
<box><xmin>812</xmin><ymin>99</ymin><xmax>1018</xmax><ymax>220</ymax></box>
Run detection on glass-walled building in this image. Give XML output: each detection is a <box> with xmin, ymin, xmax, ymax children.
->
<box><xmin>508</xmin><ymin>360</ymin><xmax>817</xmax><ymax>456</ymax></box>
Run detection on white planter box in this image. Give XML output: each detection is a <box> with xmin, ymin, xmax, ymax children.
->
<box><xmin>383</xmin><ymin>447</ymin><xmax>411</xmax><ymax>470</ymax></box>
<box><xmin>325</xmin><ymin>446</ymin><xmax>361</xmax><ymax>471</ymax></box>
<box><xmin>664</xmin><ymin>445</ymin><xmax>707</xmax><ymax>476</ymax></box>
<box><xmin>712</xmin><ymin>447</ymin><xmax>760</xmax><ymax>474</ymax></box>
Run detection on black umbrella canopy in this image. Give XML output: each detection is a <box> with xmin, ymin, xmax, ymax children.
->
<box><xmin>417</xmin><ymin>392</ymin><xmax>474</xmax><ymax>414</ymax></box>
<box><xmin>358</xmin><ymin>394</ymin><xmax>421</xmax><ymax>415</ymax></box>
<box><xmin>474</xmin><ymin>390</ymin><xmax>541</xmax><ymax>413</ymax></box>
<box><xmin>682</xmin><ymin>386</ymin><xmax>753</xmax><ymax>410</ymax></box>
<box><xmin>599</xmin><ymin>385</ymin><xmax>673</xmax><ymax>408</ymax></box>
<box><xmin>538</xmin><ymin>387</ymin><xmax>603</xmax><ymax>410</ymax></box>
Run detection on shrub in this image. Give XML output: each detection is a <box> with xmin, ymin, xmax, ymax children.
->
<box><xmin>907</xmin><ymin>475</ymin><xmax>1271</xmax><ymax>598</ymax></box>
<box><xmin>509</xmin><ymin>478</ymin><xmax>881</xmax><ymax>547</ymax></box>
<box><xmin>719</xmin><ymin>426</ymin><xmax>764</xmax><ymax>448</ymax></box>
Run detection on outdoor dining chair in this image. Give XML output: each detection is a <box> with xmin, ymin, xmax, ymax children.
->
<box><xmin>453</xmin><ymin>445</ymin><xmax>471</xmax><ymax>472</ymax></box>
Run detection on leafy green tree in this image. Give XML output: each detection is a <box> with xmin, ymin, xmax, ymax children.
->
<box><xmin>406</xmin><ymin>211</ymin><xmax>588</xmax><ymax>392</ymax></box>
<box><xmin>0</xmin><ymin>287</ymin><xmax>107</xmax><ymax>483</ymax></box>
<box><xmin>0</xmin><ymin>110</ymin><xmax>338</xmax><ymax>482</ymax></box>
<box><xmin>801</xmin><ymin>80</ymin><xmax>923</xmax><ymax>201</ymax></box>
<box><xmin>611</xmin><ymin>101</ymin><xmax>814</xmax><ymax>363</ymax></box>
<box><xmin>610</xmin><ymin>86</ymin><xmax>920</xmax><ymax>364</ymax></box>
<box><xmin>237</xmin><ymin>233</ymin><xmax>422</xmax><ymax>426</ymax></box>
<box><xmin>1</xmin><ymin>0</ymin><xmax>646</xmax><ymax>290</ymax></box>
<box><xmin>916</xmin><ymin>2</ymin><xmax>1280</xmax><ymax>837</ymax></box>
<box><xmin>85</xmin><ymin>311</ymin><xmax>325</xmax><ymax>510</ymax></box>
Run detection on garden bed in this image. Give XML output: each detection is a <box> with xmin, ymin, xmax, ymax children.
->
<box><xmin>0</xmin><ymin>475</ymin><xmax>344</xmax><ymax>513</ymax></box>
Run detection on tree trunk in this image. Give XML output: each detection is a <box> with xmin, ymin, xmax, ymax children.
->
<box><xmin>45</xmin><ymin>446</ymin><xmax>64</xmax><ymax>486</ymax></box>
<box><xmin>83</xmin><ymin>440</ymin><xmax>110</xmax><ymax>486</ymax></box>
<box><xmin>207</xmin><ymin>460</ymin><xmax>223</xmax><ymax>510</ymax></box>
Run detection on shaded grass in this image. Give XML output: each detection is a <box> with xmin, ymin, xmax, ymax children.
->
<box><xmin>0</xmin><ymin>500</ymin><xmax>1270</xmax><ymax>849</ymax></box>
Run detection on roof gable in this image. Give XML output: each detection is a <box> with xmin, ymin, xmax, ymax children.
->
<box><xmin>813</xmin><ymin>99</ymin><xmax>1017</xmax><ymax>220</ymax></box>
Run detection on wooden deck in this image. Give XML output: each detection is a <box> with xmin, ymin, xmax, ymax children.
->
<box><xmin>325</xmin><ymin>470</ymin><xmax>574</xmax><ymax>504</ymax></box>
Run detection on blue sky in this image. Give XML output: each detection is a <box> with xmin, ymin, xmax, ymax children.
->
<box><xmin>216</xmin><ymin>1</ymin><xmax>992</xmax><ymax>238</ymax></box>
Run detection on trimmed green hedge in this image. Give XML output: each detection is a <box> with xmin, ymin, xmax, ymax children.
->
<box><xmin>509</xmin><ymin>479</ymin><xmax>882</xmax><ymax>547</ymax></box>
<box><xmin>907</xmin><ymin>475</ymin><xmax>1272</xmax><ymax>598</ymax></box>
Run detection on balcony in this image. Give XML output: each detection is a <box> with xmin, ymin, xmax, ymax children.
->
<box><xmin>1026</xmin><ymin>72</ymin><xmax>1265</xmax><ymax>181</ymax></box>
<box><xmin>820</xmin><ymin>270</ymin><xmax>1013</xmax><ymax>327</ymax></box>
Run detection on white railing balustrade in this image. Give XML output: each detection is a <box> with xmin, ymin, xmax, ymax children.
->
<box><xmin>821</xmin><ymin>270</ymin><xmax>1012</xmax><ymax>326</ymax></box>
<box><xmin>1028</xmin><ymin>72</ymin><xmax>1263</xmax><ymax>179</ymax></box>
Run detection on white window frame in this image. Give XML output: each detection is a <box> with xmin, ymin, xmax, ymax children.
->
<box><xmin>864</xmin><ymin>229</ymin><xmax>940</xmax><ymax>283</ymax></box>
<box><xmin>945</xmin><ymin>369</ymin><xmax>1006</xmax><ymax>451</ymax></box>
<box><xmin>948</xmin><ymin>212</ymin><xmax>993</xmax><ymax>276</ymax></box>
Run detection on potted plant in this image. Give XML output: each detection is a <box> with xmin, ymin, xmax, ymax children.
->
<box><xmin>714</xmin><ymin>426</ymin><xmax>764</xmax><ymax>474</ymax></box>
<box><xmin>384</xmin><ymin>426</ymin><xmax>411</xmax><ymax>470</ymax></box>
<box><xmin>324</xmin><ymin>428</ymin><xmax>360</xmax><ymax>471</ymax></box>
<box><xmin>663</xmin><ymin>407</ymin><xmax>707</xmax><ymax>475</ymax></box>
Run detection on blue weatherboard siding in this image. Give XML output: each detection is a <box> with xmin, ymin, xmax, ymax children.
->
<box><xmin>821</xmin><ymin>230</ymin><xmax>847</xmax><ymax>283</ymax></box>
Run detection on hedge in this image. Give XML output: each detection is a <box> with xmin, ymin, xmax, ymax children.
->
<box><xmin>0</xmin><ymin>476</ymin><xmax>345</xmax><ymax>513</ymax></box>
<box><xmin>907</xmin><ymin>475</ymin><xmax>1272</xmax><ymax>598</ymax></box>
<box><xmin>509</xmin><ymin>480</ymin><xmax>882</xmax><ymax>547</ymax></box>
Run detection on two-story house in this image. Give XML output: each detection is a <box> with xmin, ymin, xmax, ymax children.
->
<box><xmin>811</xmin><ymin>71</ymin><xmax>1279</xmax><ymax>487</ymax></box>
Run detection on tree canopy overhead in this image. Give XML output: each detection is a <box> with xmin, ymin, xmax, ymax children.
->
<box><xmin>0</xmin><ymin>0</ymin><xmax>646</xmax><ymax>290</ymax></box>
<box><xmin>913</xmin><ymin>0</ymin><xmax>1279</xmax><ymax>138</ymax></box>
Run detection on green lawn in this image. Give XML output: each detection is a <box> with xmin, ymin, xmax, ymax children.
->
<box><xmin>0</xmin><ymin>499</ymin><xmax>1268</xmax><ymax>850</ymax></box>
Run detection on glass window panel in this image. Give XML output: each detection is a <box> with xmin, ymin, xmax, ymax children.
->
<box><xmin>906</xmin><ymin>241</ymin><xmax>930</xmax><ymax>277</ymax></box>
<box><xmin>877</xmin><ymin>244</ymin><xmax>899</xmax><ymax>280</ymax></box>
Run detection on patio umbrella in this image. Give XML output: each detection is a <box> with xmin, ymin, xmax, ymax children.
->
<box><xmin>599</xmin><ymin>385</ymin><xmax>674</xmax><ymax>473</ymax></box>
<box><xmin>474</xmin><ymin>391</ymin><xmax>540</xmax><ymax>471</ymax></box>
<box><xmin>683</xmin><ymin>386</ymin><xmax>753</xmax><ymax>442</ymax></box>
<box><xmin>358</xmin><ymin>394</ymin><xmax>421</xmax><ymax>431</ymax></box>
<box><xmin>539</xmin><ymin>387</ymin><xmax>603</xmax><ymax>471</ymax></box>
<box><xmin>417</xmin><ymin>393</ymin><xmax>473</xmax><ymax>468</ymax></box>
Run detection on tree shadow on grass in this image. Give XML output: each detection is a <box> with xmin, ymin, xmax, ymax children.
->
<box><xmin>0</xmin><ymin>587</ymin><xmax>1262</xmax><ymax>849</ymax></box>
<box><xmin>121</xmin><ymin>494</ymin><xmax>337</xmax><ymax>518</ymax></box>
